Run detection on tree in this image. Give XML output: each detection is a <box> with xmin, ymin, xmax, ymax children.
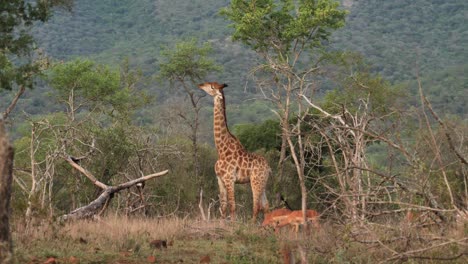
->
<box><xmin>158</xmin><ymin>39</ymin><xmax>222</xmax><ymax>183</ymax></box>
<box><xmin>0</xmin><ymin>0</ymin><xmax>72</xmax><ymax>120</ymax></box>
<box><xmin>221</xmin><ymin>0</ymin><xmax>347</xmax><ymax>220</ymax></box>
<box><xmin>12</xmin><ymin>58</ymin><xmax>152</xmax><ymax>221</ymax></box>
<box><xmin>0</xmin><ymin>121</ymin><xmax>14</xmax><ymax>263</ymax></box>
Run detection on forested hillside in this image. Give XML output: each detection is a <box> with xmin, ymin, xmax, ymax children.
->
<box><xmin>333</xmin><ymin>0</ymin><xmax>466</xmax><ymax>81</ymax></box>
<box><xmin>2</xmin><ymin>0</ymin><xmax>466</xmax><ymax>120</ymax></box>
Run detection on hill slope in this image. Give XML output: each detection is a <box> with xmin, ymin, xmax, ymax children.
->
<box><xmin>2</xmin><ymin>0</ymin><xmax>465</xmax><ymax>119</ymax></box>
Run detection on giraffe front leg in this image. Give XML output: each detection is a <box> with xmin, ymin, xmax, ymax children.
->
<box><xmin>217</xmin><ymin>176</ymin><xmax>228</xmax><ymax>219</ymax></box>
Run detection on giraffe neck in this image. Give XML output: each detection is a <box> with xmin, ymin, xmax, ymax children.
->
<box><xmin>213</xmin><ymin>91</ymin><xmax>236</xmax><ymax>155</ymax></box>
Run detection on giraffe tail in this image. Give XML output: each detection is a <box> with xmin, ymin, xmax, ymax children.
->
<box><xmin>261</xmin><ymin>191</ymin><xmax>269</xmax><ymax>213</ymax></box>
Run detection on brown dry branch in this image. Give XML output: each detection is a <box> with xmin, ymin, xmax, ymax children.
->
<box><xmin>418</xmin><ymin>82</ymin><xmax>467</xmax><ymax>166</ymax></box>
<box><xmin>380</xmin><ymin>237</ymin><xmax>467</xmax><ymax>263</ymax></box>
<box><xmin>417</xmin><ymin>78</ymin><xmax>457</xmax><ymax>211</ymax></box>
<box><xmin>64</xmin><ymin>156</ymin><xmax>109</xmax><ymax>190</ymax></box>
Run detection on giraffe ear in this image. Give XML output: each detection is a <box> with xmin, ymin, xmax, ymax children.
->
<box><xmin>222</xmin><ymin>83</ymin><xmax>228</xmax><ymax>88</ymax></box>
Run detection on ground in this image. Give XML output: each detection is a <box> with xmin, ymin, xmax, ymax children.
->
<box><xmin>10</xmin><ymin>215</ymin><xmax>468</xmax><ymax>263</ymax></box>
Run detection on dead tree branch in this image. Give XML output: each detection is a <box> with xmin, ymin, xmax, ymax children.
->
<box><xmin>60</xmin><ymin>157</ymin><xmax>168</xmax><ymax>221</ymax></box>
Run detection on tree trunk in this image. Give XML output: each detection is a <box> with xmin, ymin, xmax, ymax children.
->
<box><xmin>0</xmin><ymin>121</ymin><xmax>14</xmax><ymax>263</ymax></box>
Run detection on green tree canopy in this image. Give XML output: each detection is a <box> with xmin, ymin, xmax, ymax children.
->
<box><xmin>158</xmin><ymin>39</ymin><xmax>222</xmax><ymax>84</ymax></box>
<box><xmin>48</xmin><ymin>58</ymin><xmax>149</xmax><ymax>122</ymax></box>
<box><xmin>0</xmin><ymin>0</ymin><xmax>72</xmax><ymax>90</ymax></box>
<box><xmin>220</xmin><ymin>0</ymin><xmax>347</xmax><ymax>56</ymax></box>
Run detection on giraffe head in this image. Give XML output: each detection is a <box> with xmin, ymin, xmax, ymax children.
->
<box><xmin>198</xmin><ymin>82</ymin><xmax>228</xmax><ymax>97</ymax></box>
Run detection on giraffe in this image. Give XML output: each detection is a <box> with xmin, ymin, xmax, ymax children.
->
<box><xmin>198</xmin><ymin>82</ymin><xmax>270</xmax><ymax>221</ymax></box>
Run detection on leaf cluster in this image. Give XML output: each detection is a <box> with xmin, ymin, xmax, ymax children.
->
<box><xmin>233</xmin><ymin>119</ymin><xmax>281</xmax><ymax>152</ymax></box>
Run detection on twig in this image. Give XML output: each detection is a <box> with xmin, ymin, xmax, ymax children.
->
<box><xmin>199</xmin><ymin>188</ymin><xmax>207</xmax><ymax>221</ymax></box>
<box><xmin>418</xmin><ymin>83</ymin><xmax>466</xmax><ymax>165</ymax></box>
<box><xmin>417</xmin><ymin>76</ymin><xmax>457</xmax><ymax>211</ymax></box>
<box><xmin>380</xmin><ymin>237</ymin><xmax>467</xmax><ymax>263</ymax></box>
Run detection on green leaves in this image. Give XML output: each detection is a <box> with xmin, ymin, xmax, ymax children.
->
<box><xmin>158</xmin><ymin>39</ymin><xmax>222</xmax><ymax>85</ymax></box>
<box><xmin>48</xmin><ymin>58</ymin><xmax>149</xmax><ymax>122</ymax></box>
<box><xmin>234</xmin><ymin>119</ymin><xmax>281</xmax><ymax>152</ymax></box>
<box><xmin>49</xmin><ymin>59</ymin><xmax>119</xmax><ymax>104</ymax></box>
<box><xmin>0</xmin><ymin>0</ymin><xmax>73</xmax><ymax>90</ymax></box>
<box><xmin>221</xmin><ymin>0</ymin><xmax>347</xmax><ymax>54</ymax></box>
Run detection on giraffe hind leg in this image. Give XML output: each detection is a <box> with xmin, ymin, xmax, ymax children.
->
<box><xmin>217</xmin><ymin>176</ymin><xmax>228</xmax><ymax>218</ymax></box>
<box><xmin>251</xmin><ymin>188</ymin><xmax>260</xmax><ymax>222</ymax></box>
<box><xmin>225</xmin><ymin>180</ymin><xmax>236</xmax><ymax>220</ymax></box>
<box><xmin>261</xmin><ymin>190</ymin><xmax>269</xmax><ymax>213</ymax></box>
<box><xmin>251</xmin><ymin>180</ymin><xmax>268</xmax><ymax>221</ymax></box>
<box><xmin>256</xmin><ymin>171</ymin><xmax>270</xmax><ymax>219</ymax></box>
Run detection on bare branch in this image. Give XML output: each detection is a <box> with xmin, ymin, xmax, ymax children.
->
<box><xmin>2</xmin><ymin>85</ymin><xmax>26</xmax><ymax>120</ymax></box>
<box><xmin>417</xmin><ymin>77</ymin><xmax>457</xmax><ymax>210</ymax></box>
<box><xmin>63</xmin><ymin>156</ymin><xmax>109</xmax><ymax>190</ymax></box>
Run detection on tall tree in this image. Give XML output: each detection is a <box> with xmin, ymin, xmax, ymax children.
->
<box><xmin>158</xmin><ymin>39</ymin><xmax>222</xmax><ymax>184</ymax></box>
<box><xmin>221</xmin><ymin>0</ymin><xmax>346</xmax><ymax>218</ymax></box>
<box><xmin>0</xmin><ymin>121</ymin><xmax>14</xmax><ymax>264</ymax></box>
<box><xmin>13</xmin><ymin>58</ymin><xmax>149</xmax><ymax>221</ymax></box>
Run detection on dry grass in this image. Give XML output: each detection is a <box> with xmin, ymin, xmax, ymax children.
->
<box><xmin>10</xmin><ymin>215</ymin><xmax>467</xmax><ymax>263</ymax></box>
<box><xmin>12</xmin><ymin>216</ymin><xmax>281</xmax><ymax>263</ymax></box>
<box><xmin>64</xmin><ymin>216</ymin><xmax>185</xmax><ymax>247</ymax></box>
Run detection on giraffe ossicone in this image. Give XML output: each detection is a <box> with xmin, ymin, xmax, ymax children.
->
<box><xmin>198</xmin><ymin>82</ymin><xmax>270</xmax><ymax>221</ymax></box>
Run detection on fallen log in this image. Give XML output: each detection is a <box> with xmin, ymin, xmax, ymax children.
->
<box><xmin>60</xmin><ymin>156</ymin><xmax>168</xmax><ymax>221</ymax></box>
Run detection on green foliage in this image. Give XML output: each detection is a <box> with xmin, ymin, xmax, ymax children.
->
<box><xmin>158</xmin><ymin>39</ymin><xmax>222</xmax><ymax>84</ymax></box>
<box><xmin>227</xmin><ymin>100</ymin><xmax>275</xmax><ymax>125</ymax></box>
<box><xmin>2</xmin><ymin>0</ymin><xmax>463</xmax><ymax>122</ymax></box>
<box><xmin>91</xmin><ymin>126</ymin><xmax>134</xmax><ymax>184</ymax></box>
<box><xmin>403</xmin><ymin>64</ymin><xmax>467</xmax><ymax>117</ymax></box>
<box><xmin>233</xmin><ymin>119</ymin><xmax>281</xmax><ymax>152</ymax></box>
<box><xmin>332</xmin><ymin>0</ymin><xmax>467</xmax><ymax>82</ymax></box>
<box><xmin>48</xmin><ymin>58</ymin><xmax>150</xmax><ymax>121</ymax></box>
<box><xmin>48</xmin><ymin>59</ymin><xmax>120</xmax><ymax>107</ymax></box>
<box><xmin>221</xmin><ymin>0</ymin><xmax>347</xmax><ymax>55</ymax></box>
<box><xmin>0</xmin><ymin>0</ymin><xmax>72</xmax><ymax>90</ymax></box>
